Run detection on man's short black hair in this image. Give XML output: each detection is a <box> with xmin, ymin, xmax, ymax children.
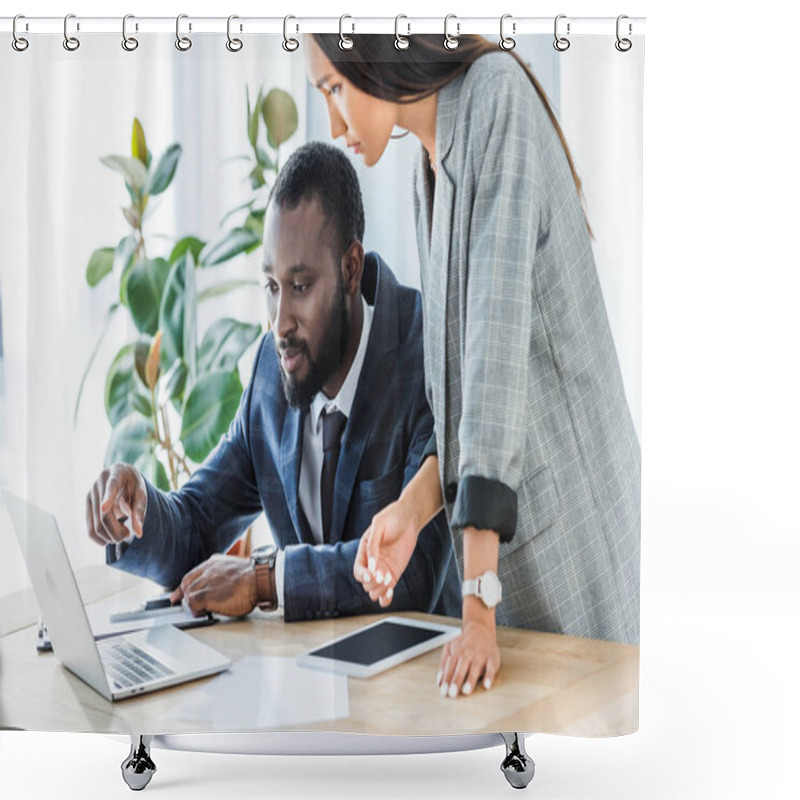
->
<box><xmin>269</xmin><ymin>141</ymin><xmax>365</xmax><ymax>258</ymax></box>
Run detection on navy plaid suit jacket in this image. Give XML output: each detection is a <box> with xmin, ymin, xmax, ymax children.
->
<box><xmin>107</xmin><ymin>253</ymin><xmax>461</xmax><ymax>622</ymax></box>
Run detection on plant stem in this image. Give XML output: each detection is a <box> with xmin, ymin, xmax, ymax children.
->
<box><xmin>160</xmin><ymin>404</ymin><xmax>179</xmax><ymax>490</ymax></box>
<box><xmin>149</xmin><ymin>385</ymin><xmax>161</xmax><ymax>444</ymax></box>
<box><xmin>176</xmin><ymin>452</ymin><xmax>193</xmax><ymax>478</ymax></box>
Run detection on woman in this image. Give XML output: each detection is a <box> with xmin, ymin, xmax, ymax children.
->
<box><xmin>306</xmin><ymin>34</ymin><xmax>641</xmax><ymax>699</ymax></box>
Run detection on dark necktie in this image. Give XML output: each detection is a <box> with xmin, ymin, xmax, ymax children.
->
<box><xmin>320</xmin><ymin>409</ymin><xmax>347</xmax><ymax>543</ymax></box>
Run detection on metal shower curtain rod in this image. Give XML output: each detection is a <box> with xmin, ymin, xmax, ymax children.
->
<box><xmin>1</xmin><ymin>15</ymin><xmax>645</xmax><ymax>37</ymax></box>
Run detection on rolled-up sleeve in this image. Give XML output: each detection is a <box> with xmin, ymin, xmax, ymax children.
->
<box><xmin>422</xmin><ymin>431</ymin><xmax>437</xmax><ymax>462</ymax></box>
<box><xmin>451</xmin><ymin>64</ymin><xmax>546</xmax><ymax>544</ymax></box>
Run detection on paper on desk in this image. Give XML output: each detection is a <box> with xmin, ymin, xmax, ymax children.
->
<box><xmin>165</xmin><ymin>656</ymin><xmax>350</xmax><ymax>729</ymax></box>
<box><xmin>83</xmin><ymin>600</ymin><xmax>211</xmax><ymax>639</ymax></box>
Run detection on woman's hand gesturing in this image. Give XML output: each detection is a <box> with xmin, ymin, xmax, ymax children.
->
<box><xmin>353</xmin><ymin>499</ymin><xmax>420</xmax><ymax>607</ymax></box>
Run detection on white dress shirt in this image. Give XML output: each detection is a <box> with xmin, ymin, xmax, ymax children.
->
<box><xmin>275</xmin><ymin>295</ymin><xmax>373</xmax><ymax>607</ymax></box>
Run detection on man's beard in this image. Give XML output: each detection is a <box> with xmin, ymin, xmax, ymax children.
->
<box><xmin>278</xmin><ymin>275</ymin><xmax>350</xmax><ymax>411</ymax></box>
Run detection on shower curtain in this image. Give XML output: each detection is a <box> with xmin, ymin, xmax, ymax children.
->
<box><xmin>0</xmin><ymin>17</ymin><xmax>644</xmax><ymax>742</ymax></box>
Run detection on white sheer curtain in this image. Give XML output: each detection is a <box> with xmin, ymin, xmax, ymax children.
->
<box><xmin>560</xmin><ymin>36</ymin><xmax>644</xmax><ymax>439</ymax></box>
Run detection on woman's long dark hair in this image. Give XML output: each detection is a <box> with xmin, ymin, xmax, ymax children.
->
<box><xmin>312</xmin><ymin>34</ymin><xmax>590</xmax><ymax>232</ymax></box>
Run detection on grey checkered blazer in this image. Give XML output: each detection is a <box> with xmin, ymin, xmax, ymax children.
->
<box><xmin>413</xmin><ymin>53</ymin><xmax>640</xmax><ymax>644</ymax></box>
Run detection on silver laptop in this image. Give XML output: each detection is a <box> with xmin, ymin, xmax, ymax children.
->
<box><xmin>3</xmin><ymin>489</ymin><xmax>231</xmax><ymax>701</ymax></box>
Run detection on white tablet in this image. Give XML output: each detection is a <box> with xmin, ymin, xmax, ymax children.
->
<box><xmin>296</xmin><ymin>617</ymin><xmax>461</xmax><ymax>678</ymax></box>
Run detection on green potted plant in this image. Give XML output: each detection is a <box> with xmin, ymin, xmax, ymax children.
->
<box><xmin>77</xmin><ymin>87</ymin><xmax>298</xmax><ymax>492</ymax></box>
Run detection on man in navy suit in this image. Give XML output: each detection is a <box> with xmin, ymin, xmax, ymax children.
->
<box><xmin>84</xmin><ymin>142</ymin><xmax>460</xmax><ymax>622</ymax></box>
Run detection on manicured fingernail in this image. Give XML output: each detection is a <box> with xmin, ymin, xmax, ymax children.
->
<box><xmin>484</xmin><ymin>678</ymin><xmax>492</xmax><ymax>691</ymax></box>
<box><xmin>448</xmin><ymin>683</ymin><xmax>458</xmax><ymax>699</ymax></box>
<box><xmin>440</xmin><ymin>682</ymin><xmax>449</xmax><ymax>697</ymax></box>
<box><xmin>436</xmin><ymin>670</ymin><xmax>442</xmax><ymax>686</ymax></box>
<box><xmin>462</xmin><ymin>682</ymin><xmax>472</xmax><ymax>695</ymax></box>
<box><xmin>383</xmin><ymin>572</ymin><xmax>392</xmax><ymax>586</ymax></box>
<box><xmin>363</xmin><ymin>572</ymin><xmax>372</xmax><ymax>583</ymax></box>
<box><xmin>368</xmin><ymin>558</ymin><xmax>376</xmax><ymax>572</ymax></box>
<box><xmin>375</xmin><ymin>570</ymin><xmax>383</xmax><ymax>583</ymax></box>
<box><xmin>386</xmin><ymin>587</ymin><xmax>393</xmax><ymax>601</ymax></box>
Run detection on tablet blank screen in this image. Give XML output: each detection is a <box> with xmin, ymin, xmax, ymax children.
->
<box><xmin>309</xmin><ymin>621</ymin><xmax>441</xmax><ymax>666</ymax></box>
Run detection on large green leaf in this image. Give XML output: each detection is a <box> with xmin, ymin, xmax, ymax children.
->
<box><xmin>198</xmin><ymin>319</ymin><xmax>262</xmax><ymax>374</ymax></box>
<box><xmin>105</xmin><ymin>413</ymin><xmax>155</xmax><ymax>468</ymax></box>
<box><xmin>125</xmin><ymin>258</ymin><xmax>170</xmax><ymax>334</ymax></box>
<box><xmin>159</xmin><ymin>255</ymin><xmax>187</xmax><ymax>366</ymax></box>
<box><xmin>158</xmin><ymin>358</ymin><xmax>188</xmax><ymax>406</ymax></box>
<box><xmin>198</xmin><ymin>279</ymin><xmax>260</xmax><ymax>303</ymax></box>
<box><xmin>134</xmin><ymin>335</ymin><xmax>152</xmax><ymax>386</ymax></box>
<box><xmin>86</xmin><ymin>247</ymin><xmax>114</xmax><ymax>287</ymax></box>
<box><xmin>134</xmin><ymin>452</ymin><xmax>171</xmax><ymax>492</ymax></box>
<box><xmin>262</xmin><ymin>89</ymin><xmax>298</xmax><ymax>148</ymax></box>
<box><xmin>200</xmin><ymin>227</ymin><xmax>261</xmax><ymax>266</ymax></box>
<box><xmin>100</xmin><ymin>155</ymin><xmax>148</xmax><ymax>192</ymax></box>
<box><xmin>146</xmin><ymin>143</ymin><xmax>182</xmax><ymax>196</ymax></box>
<box><xmin>105</xmin><ymin>344</ymin><xmax>151</xmax><ymax>427</ymax></box>
<box><xmin>183</xmin><ymin>251</ymin><xmax>198</xmax><ymax>385</ymax></box>
<box><xmin>180</xmin><ymin>371</ymin><xmax>243</xmax><ymax>463</ymax></box>
<box><xmin>114</xmin><ymin>235</ymin><xmax>138</xmax><ymax>295</ymax></box>
<box><xmin>131</xmin><ymin>392</ymin><xmax>153</xmax><ymax>418</ymax></box>
<box><xmin>169</xmin><ymin>236</ymin><xmax>205</xmax><ymax>265</ymax></box>
<box><xmin>132</xmin><ymin>118</ymin><xmax>149</xmax><ymax>166</ymax></box>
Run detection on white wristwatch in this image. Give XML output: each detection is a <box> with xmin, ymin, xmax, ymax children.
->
<box><xmin>461</xmin><ymin>570</ymin><xmax>503</xmax><ymax>609</ymax></box>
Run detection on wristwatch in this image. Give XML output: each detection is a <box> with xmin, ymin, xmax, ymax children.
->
<box><xmin>250</xmin><ymin>545</ymin><xmax>278</xmax><ymax>611</ymax></box>
<box><xmin>461</xmin><ymin>570</ymin><xmax>503</xmax><ymax>609</ymax></box>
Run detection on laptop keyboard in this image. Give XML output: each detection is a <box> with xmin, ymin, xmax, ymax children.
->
<box><xmin>99</xmin><ymin>640</ymin><xmax>175</xmax><ymax>691</ymax></box>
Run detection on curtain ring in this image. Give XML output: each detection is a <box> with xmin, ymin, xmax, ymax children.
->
<box><xmin>615</xmin><ymin>15</ymin><xmax>632</xmax><ymax>52</ymax></box>
<box><xmin>283</xmin><ymin>15</ymin><xmax>299</xmax><ymax>52</ymax></box>
<box><xmin>339</xmin><ymin>15</ymin><xmax>354</xmax><ymax>50</ymax></box>
<box><xmin>226</xmin><ymin>15</ymin><xmax>243</xmax><ymax>52</ymax></box>
<box><xmin>63</xmin><ymin>13</ymin><xmax>80</xmax><ymax>52</ymax></box>
<box><xmin>444</xmin><ymin>14</ymin><xmax>459</xmax><ymax>50</ymax></box>
<box><xmin>12</xmin><ymin>15</ymin><xmax>29</xmax><ymax>52</ymax></box>
<box><xmin>394</xmin><ymin>15</ymin><xmax>410</xmax><ymax>51</ymax></box>
<box><xmin>499</xmin><ymin>14</ymin><xmax>516</xmax><ymax>51</ymax></box>
<box><xmin>175</xmin><ymin>14</ymin><xmax>192</xmax><ymax>51</ymax></box>
<box><xmin>553</xmin><ymin>14</ymin><xmax>570</xmax><ymax>52</ymax></box>
<box><xmin>122</xmin><ymin>14</ymin><xmax>139</xmax><ymax>52</ymax></box>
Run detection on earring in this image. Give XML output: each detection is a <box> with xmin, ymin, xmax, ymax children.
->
<box><xmin>390</xmin><ymin>128</ymin><xmax>411</xmax><ymax>140</ymax></box>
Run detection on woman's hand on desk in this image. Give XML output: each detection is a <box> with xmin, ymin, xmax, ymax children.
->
<box><xmin>437</xmin><ymin>615</ymin><xmax>501</xmax><ymax>699</ymax></box>
<box><xmin>354</xmin><ymin>500</ymin><xmax>420</xmax><ymax>607</ymax></box>
<box><xmin>170</xmin><ymin>554</ymin><xmax>258</xmax><ymax>617</ymax></box>
<box><xmin>85</xmin><ymin>462</ymin><xmax>147</xmax><ymax>545</ymax></box>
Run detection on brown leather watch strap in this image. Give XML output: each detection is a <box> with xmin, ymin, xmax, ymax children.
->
<box><xmin>254</xmin><ymin>562</ymin><xmax>276</xmax><ymax>611</ymax></box>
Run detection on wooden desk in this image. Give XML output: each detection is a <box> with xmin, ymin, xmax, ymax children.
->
<box><xmin>0</xmin><ymin>568</ymin><xmax>638</xmax><ymax>737</ymax></box>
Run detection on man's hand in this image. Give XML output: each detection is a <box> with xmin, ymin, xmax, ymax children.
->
<box><xmin>170</xmin><ymin>554</ymin><xmax>258</xmax><ymax>617</ymax></box>
<box><xmin>85</xmin><ymin>463</ymin><xmax>147</xmax><ymax>546</ymax></box>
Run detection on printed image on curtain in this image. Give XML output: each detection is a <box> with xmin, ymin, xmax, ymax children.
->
<box><xmin>0</xmin><ymin>27</ymin><xmax>643</xmax><ymax>747</ymax></box>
